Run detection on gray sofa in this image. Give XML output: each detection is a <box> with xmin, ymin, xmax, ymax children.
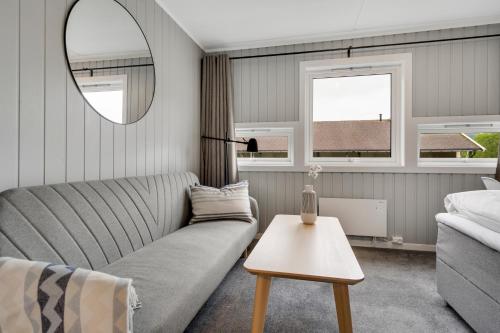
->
<box><xmin>0</xmin><ymin>172</ymin><xmax>258</xmax><ymax>332</ymax></box>
<box><xmin>436</xmin><ymin>223</ymin><xmax>500</xmax><ymax>333</ymax></box>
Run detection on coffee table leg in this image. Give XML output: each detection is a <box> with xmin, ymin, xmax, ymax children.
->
<box><xmin>251</xmin><ymin>275</ymin><xmax>272</xmax><ymax>333</ymax></box>
<box><xmin>333</xmin><ymin>283</ymin><xmax>353</xmax><ymax>333</ymax></box>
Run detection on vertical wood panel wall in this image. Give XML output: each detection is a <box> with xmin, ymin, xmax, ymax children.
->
<box><xmin>226</xmin><ymin>25</ymin><xmax>500</xmax><ymax>244</ymax></box>
<box><xmin>241</xmin><ymin>171</ymin><xmax>490</xmax><ymax>244</ymax></box>
<box><xmin>228</xmin><ymin>24</ymin><xmax>500</xmax><ymax>122</ymax></box>
<box><xmin>0</xmin><ymin>0</ymin><xmax>203</xmax><ymax>193</ymax></box>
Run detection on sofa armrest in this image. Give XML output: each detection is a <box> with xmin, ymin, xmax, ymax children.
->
<box><xmin>249</xmin><ymin>196</ymin><xmax>259</xmax><ymax>223</ymax></box>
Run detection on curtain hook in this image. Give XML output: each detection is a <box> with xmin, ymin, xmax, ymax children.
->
<box><xmin>347</xmin><ymin>46</ymin><xmax>353</xmax><ymax>58</ymax></box>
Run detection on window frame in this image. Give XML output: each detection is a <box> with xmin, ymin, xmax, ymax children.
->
<box><xmin>301</xmin><ymin>54</ymin><xmax>411</xmax><ymax>168</ymax></box>
<box><xmin>76</xmin><ymin>74</ymin><xmax>128</xmax><ymax>123</ymax></box>
<box><xmin>235</xmin><ymin>126</ymin><xmax>295</xmax><ymax>167</ymax></box>
<box><xmin>417</xmin><ymin>122</ymin><xmax>500</xmax><ymax>168</ymax></box>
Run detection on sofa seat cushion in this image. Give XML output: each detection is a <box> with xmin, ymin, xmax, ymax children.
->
<box><xmin>99</xmin><ymin>219</ymin><xmax>257</xmax><ymax>333</ymax></box>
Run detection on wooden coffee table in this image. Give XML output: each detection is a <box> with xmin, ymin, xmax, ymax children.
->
<box><xmin>244</xmin><ymin>215</ymin><xmax>364</xmax><ymax>333</ymax></box>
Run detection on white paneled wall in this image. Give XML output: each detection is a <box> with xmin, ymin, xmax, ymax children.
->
<box><xmin>228</xmin><ymin>25</ymin><xmax>500</xmax><ymax>244</ymax></box>
<box><xmin>0</xmin><ymin>0</ymin><xmax>203</xmax><ymax>193</ymax></box>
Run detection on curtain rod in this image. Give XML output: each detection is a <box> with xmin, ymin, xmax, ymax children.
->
<box><xmin>71</xmin><ymin>63</ymin><xmax>154</xmax><ymax>73</ymax></box>
<box><xmin>229</xmin><ymin>33</ymin><xmax>500</xmax><ymax>60</ymax></box>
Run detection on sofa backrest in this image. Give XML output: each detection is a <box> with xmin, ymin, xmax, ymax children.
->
<box><xmin>0</xmin><ymin>172</ymin><xmax>198</xmax><ymax>270</ymax></box>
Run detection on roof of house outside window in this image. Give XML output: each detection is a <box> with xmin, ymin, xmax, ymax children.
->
<box><xmin>237</xmin><ymin>120</ymin><xmax>484</xmax><ymax>153</ymax></box>
<box><xmin>313</xmin><ymin>120</ymin><xmax>391</xmax><ymax>152</ymax></box>
<box><xmin>419</xmin><ymin>133</ymin><xmax>485</xmax><ymax>152</ymax></box>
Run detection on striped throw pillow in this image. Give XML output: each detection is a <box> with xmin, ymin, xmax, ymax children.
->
<box><xmin>190</xmin><ymin>181</ymin><xmax>254</xmax><ymax>223</ymax></box>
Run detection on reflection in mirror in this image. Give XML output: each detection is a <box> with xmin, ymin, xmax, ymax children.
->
<box><xmin>65</xmin><ymin>0</ymin><xmax>155</xmax><ymax>124</ymax></box>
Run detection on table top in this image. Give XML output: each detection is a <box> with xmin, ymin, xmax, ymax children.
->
<box><xmin>244</xmin><ymin>215</ymin><xmax>364</xmax><ymax>284</ymax></box>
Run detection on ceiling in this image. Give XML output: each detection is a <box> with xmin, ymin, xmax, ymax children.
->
<box><xmin>66</xmin><ymin>0</ymin><xmax>150</xmax><ymax>62</ymax></box>
<box><xmin>156</xmin><ymin>0</ymin><xmax>500</xmax><ymax>52</ymax></box>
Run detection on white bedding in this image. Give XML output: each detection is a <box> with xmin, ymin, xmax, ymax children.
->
<box><xmin>444</xmin><ymin>190</ymin><xmax>500</xmax><ymax>233</ymax></box>
<box><xmin>436</xmin><ymin>212</ymin><xmax>500</xmax><ymax>252</ymax></box>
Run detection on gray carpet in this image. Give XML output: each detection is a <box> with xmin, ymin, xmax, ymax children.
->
<box><xmin>186</xmin><ymin>248</ymin><xmax>472</xmax><ymax>332</ymax></box>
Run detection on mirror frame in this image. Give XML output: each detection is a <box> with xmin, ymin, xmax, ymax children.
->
<box><xmin>63</xmin><ymin>0</ymin><xmax>156</xmax><ymax>125</ymax></box>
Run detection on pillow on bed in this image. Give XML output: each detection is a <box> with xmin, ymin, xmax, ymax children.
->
<box><xmin>189</xmin><ymin>181</ymin><xmax>254</xmax><ymax>223</ymax></box>
<box><xmin>444</xmin><ymin>190</ymin><xmax>500</xmax><ymax>233</ymax></box>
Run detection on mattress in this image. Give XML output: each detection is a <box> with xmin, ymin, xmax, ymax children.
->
<box><xmin>436</xmin><ymin>257</ymin><xmax>500</xmax><ymax>333</ymax></box>
<box><xmin>436</xmin><ymin>213</ymin><xmax>500</xmax><ymax>252</ymax></box>
<box><xmin>437</xmin><ymin>222</ymin><xmax>500</xmax><ymax>304</ymax></box>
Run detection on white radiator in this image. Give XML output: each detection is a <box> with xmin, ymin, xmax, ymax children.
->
<box><xmin>319</xmin><ymin>198</ymin><xmax>387</xmax><ymax>237</ymax></box>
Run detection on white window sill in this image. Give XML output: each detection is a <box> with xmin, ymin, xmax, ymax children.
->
<box><xmin>237</xmin><ymin>160</ymin><xmax>293</xmax><ymax>169</ymax></box>
<box><xmin>238</xmin><ymin>164</ymin><xmax>496</xmax><ymax>174</ymax></box>
<box><xmin>418</xmin><ymin>160</ymin><xmax>496</xmax><ymax>168</ymax></box>
<box><xmin>306</xmin><ymin>157</ymin><xmax>404</xmax><ymax>168</ymax></box>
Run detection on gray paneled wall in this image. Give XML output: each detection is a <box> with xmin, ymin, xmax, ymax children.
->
<box><xmin>241</xmin><ymin>171</ymin><xmax>489</xmax><ymax>244</ymax></box>
<box><xmin>0</xmin><ymin>0</ymin><xmax>203</xmax><ymax>193</ymax></box>
<box><xmin>228</xmin><ymin>24</ymin><xmax>500</xmax><ymax>122</ymax></box>
<box><xmin>71</xmin><ymin>57</ymin><xmax>155</xmax><ymax>123</ymax></box>
<box><xmin>227</xmin><ymin>25</ymin><xmax>500</xmax><ymax>244</ymax></box>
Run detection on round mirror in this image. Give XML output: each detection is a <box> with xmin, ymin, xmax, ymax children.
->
<box><xmin>65</xmin><ymin>0</ymin><xmax>155</xmax><ymax>124</ymax></box>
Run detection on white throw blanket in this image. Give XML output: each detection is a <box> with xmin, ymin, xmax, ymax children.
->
<box><xmin>0</xmin><ymin>257</ymin><xmax>140</xmax><ymax>333</ymax></box>
<box><xmin>444</xmin><ymin>190</ymin><xmax>500</xmax><ymax>233</ymax></box>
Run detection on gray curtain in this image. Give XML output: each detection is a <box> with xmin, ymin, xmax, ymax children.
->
<box><xmin>200</xmin><ymin>54</ymin><xmax>238</xmax><ymax>187</ymax></box>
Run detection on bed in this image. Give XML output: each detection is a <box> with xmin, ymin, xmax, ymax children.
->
<box><xmin>436</xmin><ymin>191</ymin><xmax>500</xmax><ymax>333</ymax></box>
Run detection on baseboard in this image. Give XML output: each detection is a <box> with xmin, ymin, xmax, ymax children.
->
<box><xmin>348</xmin><ymin>238</ymin><xmax>436</xmax><ymax>252</ymax></box>
<box><xmin>254</xmin><ymin>233</ymin><xmax>436</xmax><ymax>252</ymax></box>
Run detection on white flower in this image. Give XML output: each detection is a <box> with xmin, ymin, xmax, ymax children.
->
<box><xmin>307</xmin><ymin>164</ymin><xmax>322</xmax><ymax>180</ymax></box>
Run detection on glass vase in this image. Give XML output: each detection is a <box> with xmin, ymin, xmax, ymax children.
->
<box><xmin>301</xmin><ymin>185</ymin><xmax>317</xmax><ymax>224</ymax></box>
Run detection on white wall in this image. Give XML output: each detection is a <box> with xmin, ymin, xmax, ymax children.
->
<box><xmin>0</xmin><ymin>0</ymin><xmax>203</xmax><ymax>193</ymax></box>
<box><xmin>225</xmin><ymin>25</ymin><xmax>500</xmax><ymax>244</ymax></box>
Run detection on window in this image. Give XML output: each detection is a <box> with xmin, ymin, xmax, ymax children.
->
<box><xmin>76</xmin><ymin>75</ymin><xmax>128</xmax><ymax>123</ymax></box>
<box><xmin>312</xmin><ymin>74</ymin><xmax>392</xmax><ymax>158</ymax></box>
<box><xmin>235</xmin><ymin>127</ymin><xmax>294</xmax><ymax>166</ymax></box>
<box><xmin>418</xmin><ymin>122</ymin><xmax>500</xmax><ymax>167</ymax></box>
<box><xmin>302</xmin><ymin>54</ymin><xmax>410</xmax><ymax>167</ymax></box>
